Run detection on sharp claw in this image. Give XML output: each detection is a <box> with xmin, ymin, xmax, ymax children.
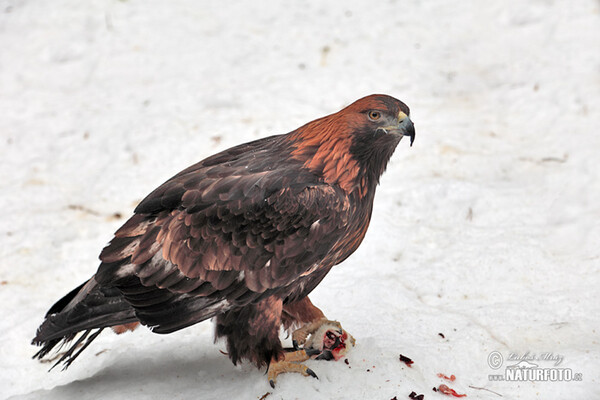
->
<box><xmin>269</xmin><ymin>379</ymin><xmax>276</xmax><ymax>389</ymax></box>
<box><xmin>306</xmin><ymin>368</ymin><xmax>318</xmax><ymax>379</ymax></box>
<box><xmin>305</xmin><ymin>348</ymin><xmax>321</xmax><ymax>357</ymax></box>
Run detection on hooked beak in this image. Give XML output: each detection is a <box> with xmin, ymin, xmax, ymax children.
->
<box><xmin>396</xmin><ymin>112</ymin><xmax>415</xmax><ymax>147</ymax></box>
<box><xmin>379</xmin><ymin>112</ymin><xmax>415</xmax><ymax>146</ymax></box>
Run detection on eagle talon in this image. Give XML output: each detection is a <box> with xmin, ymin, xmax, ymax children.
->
<box><xmin>306</xmin><ymin>368</ymin><xmax>318</xmax><ymax>379</ymax></box>
<box><xmin>267</xmin><ymin>349</ymin><xmax>317</xmax><ymax>387</ymax></box>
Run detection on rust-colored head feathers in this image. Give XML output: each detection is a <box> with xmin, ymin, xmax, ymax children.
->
<box><xmin>291</xmin><ymin>94</ymin><xmax>414</xmax><ymax>195</ymax></box>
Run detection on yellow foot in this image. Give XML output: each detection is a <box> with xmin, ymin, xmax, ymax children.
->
<box><xmin>267</xmin><ymin>349</ymin><xmax>317</xmax><ymax>388</ymax></box>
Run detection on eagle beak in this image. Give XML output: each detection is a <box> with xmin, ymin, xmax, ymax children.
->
<box><xmin>397</xmin><ymin>113</ymin><xmax>415</xmax><ymax>147</ymax></box>
<box><xmin>376</xmin><ymin>112</ymin><xmax>416</xmax><ymax>146</ymax></box>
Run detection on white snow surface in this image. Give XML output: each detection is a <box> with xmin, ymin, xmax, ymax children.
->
<box><xmin>1</xmin><ymin>1</ymin><xmax>599</xmax><ymax>399</ymax></box>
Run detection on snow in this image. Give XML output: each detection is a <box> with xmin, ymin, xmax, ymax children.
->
<box><xmin>1</xmin><ymin>0</ymin><xmax>599</xmax><ymax>399</ymax></box>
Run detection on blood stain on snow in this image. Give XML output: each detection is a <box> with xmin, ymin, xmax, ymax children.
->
<box><xmin>437</xmin><ymin>384</ymin><xmax>466</xmax><ymax>397</ymax></box>
<box><xmin>437</xmin><ymin>373</ymin><xmax>456</xmax><ymax>382</ymax></box>
<box><xmin>399</xmin><ymin>354</ymin><xmax>414</xmax><ymax>367</ymax></box>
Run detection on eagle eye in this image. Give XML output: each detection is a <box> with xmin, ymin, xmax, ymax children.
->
<box><xmin>367</xmin><ymin>110</ymin><xmax>381</xmax><ymax>121</ymax></box>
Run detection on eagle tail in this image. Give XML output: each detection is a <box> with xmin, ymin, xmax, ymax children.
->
<box><xmin>32</xmin><ymin>276</ymin><xmax>138</xmax><ymax>370</ymax></box>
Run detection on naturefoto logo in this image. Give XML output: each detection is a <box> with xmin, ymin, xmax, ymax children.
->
<box><xmin>487</xmin><ymin>351</ymin><xmax>583</xmax><ymax>382</ymax></box>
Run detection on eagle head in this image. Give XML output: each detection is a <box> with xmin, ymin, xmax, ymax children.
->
<box><xmin>291</xmin><ymin>94</ymin><xmax>415</xmax><ymax>195</ymax></box>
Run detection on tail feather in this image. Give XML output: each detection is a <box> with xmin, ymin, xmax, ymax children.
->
<box><xmin>33</xmin><ymin>274</ymin><xmax>231</xmax><ymax>369</ymax></box>
<box><xmin>32</xmin><ymin>276</ymin><xmax>138</xmax><ymax>369</ymax></box>
<box><xmin>52</xmin><ymin>328</ymin><xmax>104</xmax><ymax>371</ymax></box>
<box><xmin>44</xmin><ymin>281</ymin><xmax>87</xmax><ymax>317</ymax></box>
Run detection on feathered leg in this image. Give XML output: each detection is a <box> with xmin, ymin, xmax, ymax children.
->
<box><xmin>215</xmin><ymin>296</ymin><xmax>285</xmax><ymax>367</ymax></box>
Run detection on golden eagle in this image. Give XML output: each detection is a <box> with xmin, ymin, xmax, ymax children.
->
<box><xmin>33</xmin><ymin>94</ymin><xmax>415</xmax><ymax>386</ymax></box>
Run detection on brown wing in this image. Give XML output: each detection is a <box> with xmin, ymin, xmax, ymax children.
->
<box><xmin>95</xmin><ymin>143</ymin><xmax>350</xmax><ymax>333</ymax></box>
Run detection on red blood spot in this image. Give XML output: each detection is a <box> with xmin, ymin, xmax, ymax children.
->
<box><xmin>332</xmin><ymin>344</ymin><xmax>347</xmax><ymax>361</ymax></box>
<box><xmin>438</xmin><ymin>384</ymin><xmax>466</xmax><ymax>397</ymax></box>
<box><xmin>437</xmin><ymin>373</ymin><xmax>456</xmax><ymax>382</ymax></box>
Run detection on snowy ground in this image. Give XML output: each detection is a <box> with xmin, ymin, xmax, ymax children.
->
<box><xmin>1</xmin><ymin>0</ymin><xmax>599</xmax><ymax>399</ymax></box>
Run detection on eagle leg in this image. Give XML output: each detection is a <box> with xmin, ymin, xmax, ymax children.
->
<box><xmin>267</xmin><ymin>349</ymin><xmax>317</xmax><ymax>388</ymax></box>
